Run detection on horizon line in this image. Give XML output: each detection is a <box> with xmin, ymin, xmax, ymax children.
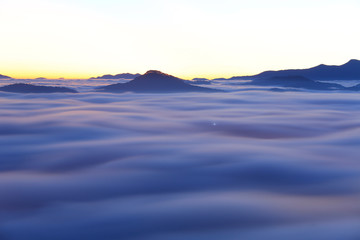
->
<box><xmin>1</xmin><ymin>59</ymin><xmax>359</xmax><ymax>80</ymax></box>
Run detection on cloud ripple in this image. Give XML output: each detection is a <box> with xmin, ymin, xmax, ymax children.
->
<box><xmin>0</xmin><ymin>91</ymin><xmax>360</xmax><ymax>240</ymax></box>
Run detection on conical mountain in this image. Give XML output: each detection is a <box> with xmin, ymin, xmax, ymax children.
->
<box><xmin>98</xmin><ymin>70</ymin><xmax>220</xmax><ymax>93</ymax></box>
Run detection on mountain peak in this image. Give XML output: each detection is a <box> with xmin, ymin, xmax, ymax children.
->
<box><xmin>144</xmin><ymin>70</ymin><xmax>169</xmax><ymax>76</ymax></box>
<box><xmin>98</xmin><ymin>70</ymin><xmax>221</xmax><ymax>93</ymax></box>
<box><xmin>344</xmin><ymin>59</ymin><xmax>360</xmax><ymax>65</ymax></box>
<box><xmin>235</xmin><ymin>59</ymin><xmax>360</xmax><ymax>81</ymax></box>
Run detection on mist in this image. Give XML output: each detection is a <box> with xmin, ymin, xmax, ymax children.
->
<box><xmin>0</xmin><ymin>89</ymin><xmax>360</xmax><ymax>240</ymax></box>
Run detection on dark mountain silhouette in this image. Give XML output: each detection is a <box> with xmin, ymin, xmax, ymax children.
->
<box><xmin>98</xmin><ymin>70</ymin><xmax>221</xmax><ymax>93</ymax></box>
<box><xmin>35</xmin><ymin>77</ymin><xmax>47</xmax><ymax>80</ymax></box>
<box><xmin>0</xmin><ymin>83</ymin><xmax>78</xmax><ymax>93</ymax></box>
<box><xmin>245</xmin><ymin>76</ymin><xmax>346</xmax><ymax>90</ymax></box>
<box><xmin>90</xmin><ymin>73</ymin><xmax>141</xmax><ymax>80</ymax></box>
<box><xmin>0</xmin><ymin>74</ymin><xmax>12</xmax><ymax>79</ymax></box>
<box><xmin>225</xmin><ymin>59</ymin><xmax>360</xmax><ymax>81</ymax></box>
<box><xmin>212</xmin><ymin>77</ymin><xmax>228</xmax><ymax>81</ymax></box>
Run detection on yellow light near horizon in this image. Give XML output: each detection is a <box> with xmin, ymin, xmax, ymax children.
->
<box><xmin>0</xmin><ymin>0</ymin><xmax>359</xmax><ymax>80</ymax></box>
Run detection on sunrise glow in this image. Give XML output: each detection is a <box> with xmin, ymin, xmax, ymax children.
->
<box><xmin>1</xmin><ymin>0</ymin><xmax>359</xmax><ymax>79</ymax></box>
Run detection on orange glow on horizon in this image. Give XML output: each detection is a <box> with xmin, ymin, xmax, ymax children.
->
<box><xmin>1</xmin><ymin>0</ymin><xmax>359</xmax><ymax>81</ymax></box>
<box><xmin>1</xmin><ymin>69</ymin><xmax>256</xmax><ymax>80</ymax></box>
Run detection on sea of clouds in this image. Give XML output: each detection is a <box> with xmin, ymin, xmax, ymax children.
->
<box><xmin>0</xmin><ymin>87</ymin><xmax>360</xmax><ymax>240</ymax></box>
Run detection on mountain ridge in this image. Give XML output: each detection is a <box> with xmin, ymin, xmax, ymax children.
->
<box><xmin>0</xmin><ymin>83</ymin><xmax>78</xmax><ymax>93</ymax></box>
<box><xmin>90</xmin><ymin>73</ymin><xmax>141</xmax><ymax>80</ymax></box>
<box><xmin>221</xmin><ymin>59</ymin><xmax>360</xmax><ymax>81</ymax></box>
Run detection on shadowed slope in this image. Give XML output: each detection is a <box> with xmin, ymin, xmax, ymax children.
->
<box><xmin>98</xmin><ymin>70</ymin><xmax>221</xmax><ymax>93</ymax></box>
<box><xmin>0</xmin><ymin>74</ymin><xmax>12</xmax><ymax>79</ymax></box>
<box><xmin>0</xmin><ymin>83</ymin><xmax>78</xmax><ymax>93</ymax></box>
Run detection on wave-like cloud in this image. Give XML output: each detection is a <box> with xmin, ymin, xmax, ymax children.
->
<box><xmin>0</xmin><ymin>91</ymin><xmax>359</xmax><ymax>240</ymax></box>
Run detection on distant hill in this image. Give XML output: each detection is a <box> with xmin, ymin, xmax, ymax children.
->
<box><xmin>0</xmin><ymin>74</ymin><xmax>12</xmax><ymax>79</ymax></box>
<box><xmin>0</xmin><ymin>83</ymin><xmax>78</xmax><ymax>93</ymax></box>
<box><xmin>226</xmin><ymin>59</ymin><xmax>360</xmax><ymax>81</ymax></box>
<box><xmin>90</xmin><ymin>73</ymin><xmax>141</xmax><ymax>80</ymax></box>
<box><xmin>192</xmin><ymin>78</ymin><xmax>210</xmax><ymax>81</ymax></box>
<box><xmin>184</xmin><ymin>78</ymin><xmax>211</xmax><ymax>85</ymax></box>
<box><xmin>97</xmin><ymin>70</ymin><xmax>221</xmax><ymax>93</ymax></box>
<box><xmin>245</xmin><ymin>76</ymin><xmax>346</xmax><ymax>90</ymax></box>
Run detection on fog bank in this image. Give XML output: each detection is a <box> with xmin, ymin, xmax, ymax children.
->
<box><xmin>0</xmin><ymin>90</ymin><xmax>359</xmax><ymax>239</ymax></box>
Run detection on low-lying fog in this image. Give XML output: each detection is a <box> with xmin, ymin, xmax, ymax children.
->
<box><xmin>0</xmin><ymin>89</ymin><xmax>359</xmax><ymax>239</ymax></box>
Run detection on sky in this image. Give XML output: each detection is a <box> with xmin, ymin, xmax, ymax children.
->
<box><xmin>0</xmin><ymin>0</ymin><xmax>360</xmax><ymax>79</ymax></box>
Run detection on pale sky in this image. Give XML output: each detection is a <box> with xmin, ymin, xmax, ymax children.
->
<box><xmin>0</xmin><ymin>0</ymin><xmax>359</xmax><ymax>79</ymax></box>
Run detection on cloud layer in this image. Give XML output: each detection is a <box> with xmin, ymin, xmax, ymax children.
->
<box><xmin>0</xmin><ymin>90</ymin><xmax>360</xmax><ymax>240</ymax></box>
